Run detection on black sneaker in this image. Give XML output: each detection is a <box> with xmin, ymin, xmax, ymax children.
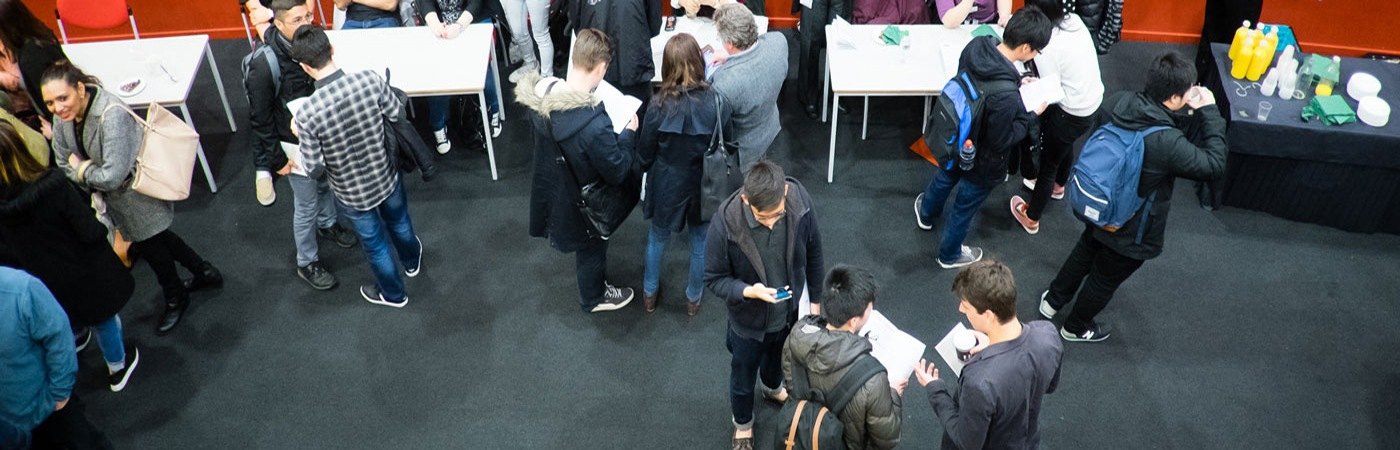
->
<box><xmin>183</xmin><ymin>262</ymin><xmax>223</xmax><ymax>292</ymax></box>
<box><xmin>1061</xmin><ymin>324</ymin><xmax>1112</xmax><ymax>343</ymax></box>
<box><xmin>589</xmin><ymin>284</ymin><xmax>634</xmax><ymax>313</ymax></box>
<box><xmin>317</xmin><ymin>224</ymin><xmax>359</xmax><ymax>249</ymax></box>
<box><xmin>359</xmin><ymin>285</ymin><xmax>407</xmax><ymax>308</ymax></box>
<box><xmin>914</xmin><ymin>193</ymin><xmax>933</xmax><ymax>230</ymax></box>
<box><xmin>1038</xmin><ymin>290</ymin><xmax>1058</xmax><ymax>319</ymax></box>
<box><xmin>108</xmin><ymin>345</ymin><xmax>140</xmax><ymax>392</ymax></box>
<box><xmin>404</xmin><ymin>236</ymin><xmax>423</xmax><ymax>278</ymax></box>
<box><xmin>74</xmin><ymin>328</ymin><xmax>91</xmax><ymax>352</ymax></box>
<box><xmin>297</xmin><ymin>261</ymin><xmax>338</xmax><ymax>290</ymax></box>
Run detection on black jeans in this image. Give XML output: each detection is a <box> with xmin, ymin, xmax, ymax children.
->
<box><xmin>797</xmin><ymin>27</ymin><xmax>825</xmax><ymax>110</ymax></box>
<box><xmin>131</xmin><ymin>229</ymin><xmax>205</xmax><ymax>296</ymax></box>
<box><xmin>1027</xmin><ymin>105</ymin><xmax>1095</xmax><ymax>220</ymax></box>
<box><xmin>27</xmin><ymin>395</ymin><xmax>113</xmax><ymax>449</ymax></box>
<box><xmin>1046</xmin><ymin>226</ymin><xmax>1145</xmax><ymax>334</ymax></box>
<box><xmin>726</xmin><ymin>326</ymin><xmax>786</xmax><ymax>428</ymax></box>
<box><xmin>574</xmin><ymin>239</ymin><xmax>609</xmax><ymax>311</ymax></box>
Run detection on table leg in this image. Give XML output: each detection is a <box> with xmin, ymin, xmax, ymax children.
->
<box><xmin>479</xmin><ymin>93</ymin><xmax>499</xmax><ymax>181</ymax></box>
<box><xmin>491</xmin><ymin>32</ymin><xmax>506</xmax><ymax>122</ymax></box>
<box><xmin>821</xmin><ymin>49</ymin><xmax>830</xmax><ymax>123</ymax></box>
<box><xmin>923</xmin><ymin>96</ymin><xmax>931</xmax><ymax>134</ymax></box>
<box><xmin>205</xmin><ymin>44</ymin><xmax>238</xmax><ymax>132</ymax></box>
<box><xmin>180</xmin><ymin>104</ymin><xmax>219</xmax><ymax>193</ymax></box>
<box><xmin>861</xmin><ymin>96</ymin><xmax>869</xmax><ymax>140</ymax></box>
<box><xmin>828</xmin><ymin>94</ymin><xmax>840</xmax><ymax>183</ymax></box>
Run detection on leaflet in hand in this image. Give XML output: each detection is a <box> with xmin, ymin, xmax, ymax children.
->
<box><xmin>594</xmin><ymin>80</ymin><xmax>642</xmax><ymax>134</ymax></box>
<box><xmin>1019</xmin><ymin>74</ymin><xmax>1065</xmax><ymax>112</ymax></box>
<box><xmin>858</xmin><ymin>310</ymin><xmax>927</xmax><ymax>385</ymax></box>
<box><xmin>933</xmin><ymin>322</ymin><xmax>970</xmax><ymax>377</ymax></box>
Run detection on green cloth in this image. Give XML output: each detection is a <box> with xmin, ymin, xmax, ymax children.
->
<box><xmin>1301</xmin><ymin>95</ymin><xmax>1357</xmax><ymax>126</ymax></box>
<box><xmin>971</xmin><ymin>24</ymin><xmax>1001</xmax><ymax>42</ymax></box>
<box><xmin>881</xmin><ymin>25</ymin><xmax>909</xmax><ymax>45</ymax></box>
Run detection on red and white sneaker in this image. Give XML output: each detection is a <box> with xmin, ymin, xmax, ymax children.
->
<box><xmin>1009</xmin><ymin>196</ymin><xmax>1040</xmax><ymax>235</ymax></box>
<box><xmin>1052</xmin><ymin>183</ymin><xmax>1065</xmax><ymax>200</ymax></box>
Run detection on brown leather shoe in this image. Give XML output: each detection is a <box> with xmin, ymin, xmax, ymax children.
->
<box><xmin>686</xmin><ymin>301</ymin><xmax>700</xmax><ymax>316</ymax></box>
<box><xmin>643</xmin><ymin>293</ymin><xmax>657</xmax><ymax>313</ymax></box>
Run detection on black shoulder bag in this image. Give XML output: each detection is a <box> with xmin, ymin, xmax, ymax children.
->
<box><xmin>548</xmin><ymin>81</ymin><xmax>641</xmax><ymax>239</ymax></box>
<box><xmin>700</xmin><ymin>93</ymin><xmax>742</xmax><ymax>220</ymax></box>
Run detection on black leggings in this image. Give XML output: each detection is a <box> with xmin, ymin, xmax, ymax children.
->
<box><xmin>131</xmin><ymin>229</ymin><xmax>205</xmax><ymax>295</ymax></box>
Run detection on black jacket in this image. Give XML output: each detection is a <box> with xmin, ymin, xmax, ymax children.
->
<box><xmin>517</xmin><ymin>74</ymin><xmax>638</xmax><ymax>253</ymax></box>
<box><xmin>704</xmin><ymin>178</ymin><xmax>824</xmax><ymax>336</ymax></box>
<box><xmin>416</xmin><ymin>0</ymin><xmax>485</xmax><ymax>24</ymax></box>
<box><xmin>246</xmin><ymin>26</ymin><xmax>317</xmax><ymax>171</ymax></box>
<box><xmin>1082</xmin><ymin>92</ymin><xmax>1227</xmax><ymax>260</ymax></box>
<box><xmin>567</xmin><ymin>0</ymin><xmax>663</xmax><ymax>87</ymax></box>
<box><xmin>795</xmin><ymin>0</ymin><xmax>850</xmax><ymax>47</ymax></box>
<box><xmin>638</xmin><ymin>87</ymin><xmax>730</xmax><ymax>232</ymax></box>
<box><xmin>0</xmin><ymin>171</ymin><xmax>133</xmax><ymax>327</ymax></box>
<box><xmin>955</xmin><ymin>36</ymin><xmax>1035</xmax><ymax>186</ymax></box>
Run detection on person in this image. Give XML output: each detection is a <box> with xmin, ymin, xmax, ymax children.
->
<box><xmin>0</xmin><ymin>0</ymin><xmax>67</xmax><ymax>138</ymax></box>
<box><xmin>914</xmin><ymin>260</ymin><xmax>1062</xmax><ymax>449</ymax></box>
<box><xmin>782</xmin><ymin>265</ymin><xmax>903</xmax><ymax>450</ymax></box>
<box><xmin>43</xmin><ymin>62</ymin><xmax>223</xmax><ymax>336</ymax></box>
<box><xmin>914</xmin><ymin>7</ymin><xmax>1052</xmax><ymax>269</ymax></box>
<box><xmin>566</xmin><ymin>0</ymin><xmax>662</xmax><ymax>116</ymax></box>
<box><xmin>0</xmin><ymin>121</ymin><xmax>139</xmax><ymax>393</ymax></box>
<box><xmin>934</xmin><ymin>0</ymin><xmax>1011</xmax><ymax>27</ymax></box>
<box><xmin>336</xmin><ymin>0</ymin><xmax>401</xmax><ymax>29</ymax></box>
<box><xmin>1071</xmin><ymin>0</ymin><xmax>1124</xmax><ymax>54</ymax></box>
<box><xmin>290</xmin><ymin>25</ymin><xmax>423</xmax><ymax>307</ymax></box>
<box><xmin>638</xmin><ymin>34</ymin><xmax>729</xmax><ymax>316</ymax></box>
<box><xmin>709</xmin><ymin>3</ymin><xmax>788</xmax><ymax>168</ymax></box>
<box><xmin>242</xmin><ymin>0</ymin><xmax>321</xmax><ymax>44</ymax></box>
<box><xmin>704</xmin><ymin>161</ymin><xmax>824</xmax><ymax>450</ymax></box>
<box><xmin>1008</xmin><ymin>0</ymin><xmax>1104</xmax><ymax>234</ymax></box>
<box><xmin>853</xmin><ymin>0</ymin><xmax>929</xmax><ymax>25</ymax></box>
<box><xmin>515</xmin><ymin>28</ymin><xmax>638</xmax><ymax>313</ymax></box>
<box><xmin>0</xmin><ymin>92</ymin><xmax>47</xmax><ymax>165</ymax></box>
<box><xmin>502</xmin><ymin>0</ymin><xmax>554</xmax><ymax>83</ymax></box>
<box><xmin>794</xmin><ymin>0</ymin><xmax>847</xmax><ymax>119</ymax></box>
<box><xmin>1038</xmin><ymin>51</ymin><xmax>1226</xmax><ymax>342</ymax></box>
<box><xmin>0</xmin><ymin>267</ymin><xmax>113</xmax><ymax>449</ymax></box>
<box><xmin>418</xmin><ymin>0</ymin><xmax>503</xmax><ymax>152</ymax></box>
<box><xmin>248</xmin><ymin>0</ymin><xmax>360</xmax><ymax>289</ymax></box>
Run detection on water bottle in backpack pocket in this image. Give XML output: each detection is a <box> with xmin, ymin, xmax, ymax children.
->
<box><xmin>1066</xmin><ymin>124</ymin><xmax>1169</xmax><ymax>244</ymax></box>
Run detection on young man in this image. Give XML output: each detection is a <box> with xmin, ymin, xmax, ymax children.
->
<box><xmin>566</xmin><ymin>0</ymin><xmax>662</xmax><ymax>116</ymax></box>
<box><xmin>248</xmin><ymin>0</ymin><xmax>358</xmax><ymax>290</ymax></box>
<box><xmin>705</xmin><ymin>161</ymin><xmax>824</xmax><ymax>450</ymax></box>
<box><xmin>914</xmin><ymin>260</ymin><xmax>1063</xmax><ymax>450</ymax></box>
<box><xmin>290</xmin><ymin>25</ymin><xmax>423</xmax><ymax>308</ymax></box>
<box><xmin>1039</xmin><ymin>51</ymin><xmax>1226</xmax><ymax>342</ymax></box>
<box><xmin>515</xmin><ymin>28</ymin><xmax>639</xmax><ymax>313</ymax></box>
<box><xmin>795</xmin><ymin>0</ymin><xmax>847</xmax><ymax>119</ymax></box>
<box><xmin>782</xmin><ymin>265</ymin><xmax>903</xmax><ymax>450</ymax></box>
<box><xmin>915</xmin><ymin>6</ymin><xmax>1053</xmax><ymax>269</ymax></box>
<box><xmin>709</xmin><ymin>3</ymin><xmax>788</xmax><ymax>168</ymax></box>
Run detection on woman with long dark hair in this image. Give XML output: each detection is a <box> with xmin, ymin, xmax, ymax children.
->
<box><xmin>42</xmin><ymin>61</ymin><xmax>222</xmax><ymax>336</ymax></box>
<box><xmin>0</xmin><ymin>0</ymin><xmax>67</xmax><ymax>137</ymax></box>
<box><xmin>637</xmin><ymin>33</ymin><xmax>730</xmax><ymax>316</ymax></box>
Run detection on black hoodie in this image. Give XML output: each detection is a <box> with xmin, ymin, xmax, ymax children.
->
<box><xmin>955</xmin><ymin>35</ymin><xmax>1037</xmax><ymax>186</ymax></box>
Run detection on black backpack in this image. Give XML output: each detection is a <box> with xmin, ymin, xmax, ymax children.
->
<box><xmin>772</xmin><ymin>355</ymin><xmax>886</xmax><ymax>450</ymax></box>
<box><xmin>920</xmin><ymin>71</ymin><xmax>1017</xmax><ymax>171</ymax></box>
<box><xmin>240</xmin><ymin>42</ymin><xmax>280</xmax><ymax>105</ymax></box>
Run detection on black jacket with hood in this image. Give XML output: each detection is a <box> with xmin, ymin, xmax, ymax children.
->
<box><xmin>246</xmin><ymin>26</ymin><xmax>317</xmax><ymax>171</ymax></box>
<box><xmin>516</xmin><ymin>74</ymin><xmax>638</xmax><ymax>253</ymax></box>
<box><xmin>782</xmin><ymin>315</ymin><xmax>902</xmax><ymax>450</ymax></box>
<box><xmin>567</xmin><ymin>0</ymin><xmax>663</xmax><ymax>87</ymax></box>
<box><xmin>955</xmin><ymin>35</ymin><xmax>1036</xmax><ymax>186</ymax></box>
<box><xmin>1081</xmin><ymin>91</ymin><xmax>1226</xmax><ymax>260</ymax></box>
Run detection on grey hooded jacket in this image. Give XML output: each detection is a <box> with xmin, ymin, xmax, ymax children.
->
<box><xmin>782</xmin><ymin>315</ymin><xmax>902</xmax><ymax>450</ymax></box>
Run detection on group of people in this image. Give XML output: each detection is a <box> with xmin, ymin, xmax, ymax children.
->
<box><xmin>0</xmin><ymin>0</ymin><xmax>1231</xmax><ymax>447</ymax></box>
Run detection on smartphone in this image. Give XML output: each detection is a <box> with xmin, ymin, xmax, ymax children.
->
<box><xmin>774</xmin><ymin>286</ymin><xmax>792</xmax><ymax>302</ymax></box>
<box><xmin>665</xmin><ymin>16</ymin><xmax>677</xmax><ymax>32</ymax></box>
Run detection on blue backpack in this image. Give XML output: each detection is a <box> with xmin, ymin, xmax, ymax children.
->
<box><xmin>1066</xmin><ymin>124</ymin><xmax>1169</xmax><ymax>243</ymax></box>
<box><xmin>921</xmin><ymin>72</ymin><xmax>1017</xmax><ymax>170</ymax></box>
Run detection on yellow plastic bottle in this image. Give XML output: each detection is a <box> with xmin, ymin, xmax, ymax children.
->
<box><xmin>1232</xmin><ymin>35</ymin><xmax>1256</xmax><ymax>79</ymax></box>
<box><xmin>1229</xmin><ymin>20</ymin><xmax>1252</xmax><ymax>61</ymax></box>
<box><xmin>1246</xmin><ymin>35</ymin><xmax>1276</xmax><ymax>81</ymax></box>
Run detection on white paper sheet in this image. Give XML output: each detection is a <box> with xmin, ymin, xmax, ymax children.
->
<box><xmin>831</xmin><ymin>16</ymin><xmax>857</xmax><ymax>50</ymax></box>
<box><xmin>940</xmin><ymin>43</ymin><xmax>961</xmax><ymax>81</ymax></box>
<box><xmin>1018</xmin><ymin>74</ymin><xmax>1065</xmax><ymax>112</ymax></box>
<box><xmin>283</xmin><ymin>97</ymin><xmax>310</xmax><ymax>177</ymax></box>
<box><xmin>858</xmin><ymin>310</ymin><xmax>927</xmax><ymax>385</ymax></box>
<box><xmin>593</xmin><ymin>80</ymin><xmax>642</xmax><ymax>134</ymax></box>
<box><xmin>933</xmin><ymin>322</ymin><xmax>971</xmax><ymax>378</ymax></box>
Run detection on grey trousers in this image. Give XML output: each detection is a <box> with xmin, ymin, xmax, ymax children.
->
<box><xmin>289</xmin><ymin>172</ymin><xmax>337</xmax><ymax>267</ymax></box>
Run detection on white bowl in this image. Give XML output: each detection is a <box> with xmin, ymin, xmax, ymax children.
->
<box><xmin>1358</xmin><ymin>96</ymin><xmax>1390</xmax><ymax>127</ymax></box>
<box><xmin>1347</xmin><ymin>72</ymin><xmax>1381</xmax><ymax>101</ymax></box>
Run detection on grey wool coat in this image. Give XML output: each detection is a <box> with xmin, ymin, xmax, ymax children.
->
<box><xmin>709</xmin><ymin>32</ymin><xmax>789</xmax><ymax>168</ymax></box>
<box><xmin>51</xmin><ymin>86</ymin><xmax>174</xmax><ymax>242</ymax></box>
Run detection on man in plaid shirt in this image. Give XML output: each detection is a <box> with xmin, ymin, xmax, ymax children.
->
<box><xmin>289</xmin><ymin>24</ymin><xmax>422</xmax><ymax>308</ymax></box>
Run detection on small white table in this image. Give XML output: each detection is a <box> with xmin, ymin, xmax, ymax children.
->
<box><xmin>823</xmin><ymin>24</ymin><xmax>999</xmax><ymax>182</ymax></box>
<box><xmin>327</xmin><ymin>24</ymin><xmax>505</xmax><ymax>180</ymax></box>
<box><xmin>63</xmin><ymin>34</ymin><xmax>237</xmax><ymax>193</ymax></box>
<box><xmin>650</xmin><ymin>15</ymin><xmax>769</xmax><ymax>83</ymax></box>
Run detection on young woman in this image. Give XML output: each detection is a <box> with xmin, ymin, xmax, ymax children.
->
<box><xmin>637</xmin><ymin>34</ymin><xmax>730</xmax><ymax>316</ymax></box>
<box><xmin>42</xmin><ymin>62</ymin><xmax>223</xmax><ymax>336</ymax></box>
<box><xmin>934</xmin><ymin>0</ymin><xmax>1012</xmax><ymax>27</ymax></box>
<box><xmin>418</xmin><ymin>0</ymin><xmax>503</xmax><ymax>153</ymax></box>
<box><xmin>502</xmin><ymin>0</ymin><xmax>554</xmax><ymax>82</ymax></box>
<box><xmin>0</xmin><ymin>0</ymin><xmax>67</xmax><ymax>138</ymax></box>
<box><xmin>0</xmin><ymin>121</ymin><xmax>140</xmax><ymax>392</ymax></box>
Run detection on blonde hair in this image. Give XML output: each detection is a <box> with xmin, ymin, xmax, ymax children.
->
<box><xmin>0</xmin><ymin>121</ymin><xmax>45</xmax><ymax>187</ymax></box>
<box><xmin>572</xmin><ymin>28</ymin><xmax>613</xmax><ymax>72</ymax></box>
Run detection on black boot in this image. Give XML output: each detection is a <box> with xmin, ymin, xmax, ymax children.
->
<box><xmin>183</xmin><ymin>262</ymin><xmax>223</xmax><ymax>292</ymax></box>
<box><xmin>156</xmin><ymin>288</ymin><xmax>188</xmax><ymax>336</ymax></box>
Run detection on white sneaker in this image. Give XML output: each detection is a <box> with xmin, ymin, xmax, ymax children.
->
<box><xmin>490</xmin><ymin>112</ymin><xmax>502</xmax><ymax>138</ymax></box>
<box><xmin>1022</xmin><ymin>177</ymin><xmax>1037</xmax><ymax>191</ymax></box>
<box><xmin>508</xmin><ymin>62</ymin><xmax>539</xmax><ymax>84</ymax></box>
<box><xmin>433</xmin><ymin>128</ymin><xmax>451</xmax><ymax>154</ymax></box>
<box><xmin>938</xmin><ymin>246</ymin><xmax>984</xmax><ymax>269</ymax></box>
<box><xmin>1038</xmin><ymin>290</ymin><xmax>1058</xmax><ymax>319</ymax></box>
<box><xmin>255</xmin><ymin>171</ymin><xmax>275</xmax><ymax>206</ymax></box>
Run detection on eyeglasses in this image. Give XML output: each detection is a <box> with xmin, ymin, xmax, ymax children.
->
<box><xmin>278</xmin><ymin>12</ymin><xmax>316</xmax><ymax>27</ymax></box>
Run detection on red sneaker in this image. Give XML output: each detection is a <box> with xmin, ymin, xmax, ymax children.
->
<box><xmin>1010</xmin><ymin>196</ymin><xmax>1040</xmax><ymax>235</ymax></box>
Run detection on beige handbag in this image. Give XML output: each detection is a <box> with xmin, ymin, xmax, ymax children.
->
<box><xmin>104</xmin><ymin>102</ymin><xmax>200</xmax><ymax>201</ymax></box>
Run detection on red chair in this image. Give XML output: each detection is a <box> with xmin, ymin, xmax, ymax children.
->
<box><xmin>54</xmin><ymin>0</ymin><xmax>141</xmax><ymax>43</ymax></box>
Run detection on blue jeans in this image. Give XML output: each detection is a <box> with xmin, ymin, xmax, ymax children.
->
<box><xmin>643</xmin><ymin>222</ymin><xmax>706</xmax><ymax>302</ymax></box>
<box><xmin>339</xmin><ymin>179</ymin><xmax>420</xmax><ymax>301</ymax></box>
<box><xmin>342</xmin><ymin>17</ymin><xmax>400</xmax><ymax>30</ymax></box>
<box><xmin>426</xmin><ymin>18</ymin><xmax>501</xmax><ymax>131</ymax></box>
<box><xmin>919</xmin><ymin>167</ymin><xmax>995</xmax><ymax>262</ymax></box>
<box><xmin>91</xmin><ymin>316</ymin><xmax>125</xmax><ymax>368</ymax></box>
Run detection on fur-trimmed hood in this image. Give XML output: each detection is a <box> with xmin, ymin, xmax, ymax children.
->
<box><xmin>515</xmin><ymin>73</ymin><xmax>608</xmax><ymax>143</ymax></box>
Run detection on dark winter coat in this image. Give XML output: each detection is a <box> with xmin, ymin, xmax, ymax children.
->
<box><xmin>246</xmin><ymin>26</ymin><xmax>317</xmax><ymax>171</ymax></box>
<box><xmin>516</xmin><ymin>74</ymin><xmax>638</xmax><ymax>253</ymax></box>
<box><xmin>783</xmin><ymin>315</ymin><xmax>902</xmax><ymax>450</ymax></box>
<box><xmin>0</xmin><ymin>170</ymin><xmax>133</xmax><ymax>327</ymax></box>
<box><xmin>794</xmin><ymin>0</ymin><xmax>850</xmax><ymax>50</ymax></box>
<box><xmin>638</xmin><ymin>87</ymin><xmax>730</xmax><ymax>232</ymax></box>
<box><xmin>704</xmin><ymin>178</ymin><xmax>823</xmax><ymax>337</ymax></box>
<box><xmin>1081</xmin><ymin>91</ymin><xmax>1227</xmax><ymax>260</ymax></box>
<box><xmin>953</xmin><ymin>36</ymin><xmax>1036</xmax><ymax>186</ymax></box>
<box><xmin>566</xmin><ymin>0</ymin><xmax>663</xmax><ymax>87</ymax></box>
<box><xmin>15</xmin><ymin>37</ymin><xmax>67</xmax><ymax>122</ymax></box>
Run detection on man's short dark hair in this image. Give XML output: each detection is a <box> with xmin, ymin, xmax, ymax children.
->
<box><xmin>1144</xmin><ymin>51</ymin><xmax>1196</xmax><ymax>103</ymax></box>
<box><xmin>743</xmin><ymin>160</ymin><xmax>786</xmax><ymax>211</ymax></box>
<box><xmin>289</xmin><ymin>24</ymin><xmax>332</xmax><ymax>69</ymax></box>
<box><xmin>1002</xmin><ymin>6</ymin><xmax>1053</xmax><ymax>52</ymax></box>
<box><xmin>951</xmin><ymin>260</ymin><xmax>1017</xmax><ymax>323</ymax></box>
<box><xmin>822</xmin><ymin>265</ymin><xmax>877</xmax><ymax>327</ymax></box>
<box><xmin>1024</xmin><ymin>0</ymin><xmax>1066</xmax><ymax>25</ymax></box>
<box><xmin>269</xmin><ymin>0</ymin><xmax>304</xmax><ymax>20</ymax></box>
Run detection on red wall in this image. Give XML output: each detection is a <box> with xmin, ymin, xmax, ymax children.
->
<box><xmin>26</xmin><ymin>0</ymin><xmax>1400</xmax><ymax>56</ymax></box>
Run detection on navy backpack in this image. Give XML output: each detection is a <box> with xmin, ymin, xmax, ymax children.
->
<box><xmin>1066</xmin><ymin>124</ymin><xmax>1169</xmax><ymax>243</ymax></box>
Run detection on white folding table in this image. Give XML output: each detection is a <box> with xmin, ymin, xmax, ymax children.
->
<box><xmin>822</xmin><ymin>24</ymin><xmax>999</xmax><ymax>183</ymax></box>
<box><xmin>63</xmin><ymin>34</ymin><xmax>237</xmax><ymax>193</ymax></box>
<box><xmin>326</xmin><ymin>24</ymin><xmax>505</xmax><ymax>180</ymax></box>
<box><xmin>649</xmin><ymin>15</ymin><xmax>770</xmax><ymax>83</ymax></box>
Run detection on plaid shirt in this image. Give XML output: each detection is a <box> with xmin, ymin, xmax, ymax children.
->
<box><xmin>295</xmin><ymin>69</ymin><xmax>403</xmax><ymax>211</ymax></box>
